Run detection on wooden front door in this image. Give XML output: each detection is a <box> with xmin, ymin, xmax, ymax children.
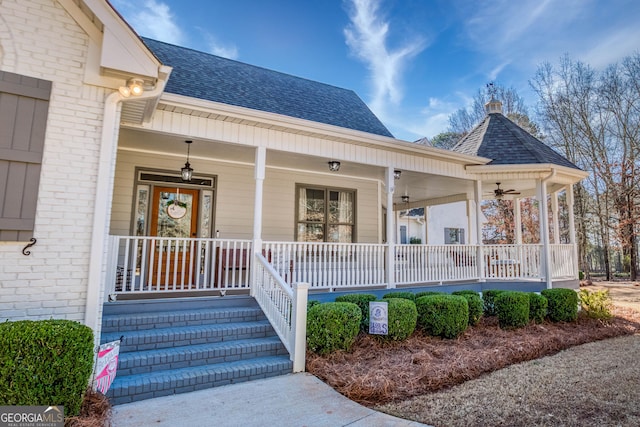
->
<box><xmin>149</xmin><ymin>187</ymin><xmax>199</xmax><ymax>288</ymax></box>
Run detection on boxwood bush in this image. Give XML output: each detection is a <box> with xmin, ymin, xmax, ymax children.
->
<box><xmin>415</xmin><ymin>291</ymin><xmax>446</xmax><ymax>299</ymax></box>
<box><xmin>482</xmin><ymin>289</ymin><xmax>505</xmax><ymax>316</ymax></box>
<box><xmin>495</xmin><ymin>291</ymin><xmax>530</xmax><ymax>329</ymax></box>
<box><xmin>452</xmin><ymin>290</ymin><xmax>481</xmax><ymax>297</ymax></box>
<box><xmin>0</xmin><ymin>319</ymin><xmax>94</xmax><ymax>416</ymax></box>
<box><xmin>334</xmin><ymin>293</ymin><xmax>377</xmax><ymax>331</ymax></box>
<box><xmin>457</xmin><ymin>293</ymin><xmax>483</xmax><ymax>326</ymax></box>
<box><xmin>541</xmin><ymin>288</ymin><xmax>579</xmax><ymax>322</ymax></box>
<box><xmin>307</xmin><ymin>302</ymin><xmax>361</xmax><ymax>355</ymax></box>
<box><xmin>382</xmin><ymin>291</ymin><xmax>416</xmax><ymax>302</ymax></box>
<box><xmin>378</xmin><ymin>298</ymin><xmax>418</xmax><ymax>341</ymax></box>
<box><xmin>415</xmin><ymin>295</ymin><xmax>469</xmax><ymax>339</ymax></box>
<box><xmin>528</xmin><ymin>293</ymin><xmax>548</xmax><ymax>323</ymax></box>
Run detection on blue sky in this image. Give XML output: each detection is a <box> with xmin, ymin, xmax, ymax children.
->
<box><xmin>111</xmin><ymin>0</ymin><xmax>640</xmax><ymax>141</ymax></box>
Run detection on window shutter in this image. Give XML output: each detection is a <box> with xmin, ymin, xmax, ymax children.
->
<box><xmin>0</xmin><ymin>71</ymin><xmax>51</xmax><ymax>241</ymax></box>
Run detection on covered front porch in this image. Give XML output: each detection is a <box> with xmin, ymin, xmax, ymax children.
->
<box><xmin>105</xmin><ymin>237</ymin><xmax>577</xmax><ymax>299</ymax></box>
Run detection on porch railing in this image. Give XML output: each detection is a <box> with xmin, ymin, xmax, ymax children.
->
<box><xmin>106</xmin><ymin>236</ymin><xmax>252</xmax><ymax>295</ymax></box>
<box><xmin>106</xmin><ymin>236</ymin><xmax>578</xmax><ymax>296</ymax></box>
<box><xmin>262</xmin><ymin>242</ymin><xmax>387</xmax><ymax>290</ymax></box>
<box><xmin>252</xmin><ymin>252</ymin><xmax>308</xmax><ymax>372</ymax></box>
<box><xmin>550</xmin><ymin>244</ymin><xmax>576</xmax><ymax>279</ymax></box>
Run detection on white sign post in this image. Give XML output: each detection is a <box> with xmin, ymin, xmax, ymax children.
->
<box><xmin>369</xmin><ymin>301</ymin><xmax>388</xmax><ymax>335</ymax></box>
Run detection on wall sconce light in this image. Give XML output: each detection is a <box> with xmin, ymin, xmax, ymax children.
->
<box><xmin>118</xmin><ymin>78</ymin><xmax>145</xmax><ymax>97</ymax></box>
<box><xmin>328</xmin><ymin>161</ymin><xmax>341</xmax><ymax>172</ymax></box>
<box><xmin>181</xmin><ymin>140</ymin><xmax>193</xmax><ymax>182</ymax></box>
<box><xmin>394</xmin><ymin>169</ymin><xmax>402</xmax><ymax>180</ymax></box>
<box><xmin>401</xmin><ymin>195</ymin><xmax>410</xmax><ymax>204</ymax></box>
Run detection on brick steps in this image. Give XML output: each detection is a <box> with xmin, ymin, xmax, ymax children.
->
<box><xmin>101</xmin><ymin>296</ymin><xmax>292</xmax><ymax>405</ymax></box>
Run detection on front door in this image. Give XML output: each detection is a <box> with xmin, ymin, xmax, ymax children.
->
<box><xmin>149</xmin><ymin>187</ymin><xmax>200</xmax><ymax>287</ymax></box>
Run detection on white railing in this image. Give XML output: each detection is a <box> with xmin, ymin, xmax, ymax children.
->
<box><xmin>106</xmin><ymin>236</ymin><xmax>252</xmax><ymax>294</ymax></box>
<box><xmin>483</xmin><ymin>244</ymin><xmax>543</xmax><ymax>280</ymax></box>
<box><xmin>550</xmin><ymin>244</ymin><xmax>576</xmax><ymax>279</ymax></box>
<box><xmin>262</xmin><ymin>242</ymin><xmax>387</xmax><ymax>290</ymax></box>
<box><xmin>106</xmin><ymin>236</ymin><xmax>577</xmax><ymax>297</ymax></box>
<box><xmin>395</xmin><ymin>244</ymin><xmax>478</xmax><ymax>284</ymax></box>
<box><xmin>252</xmin><ymin>252</ymin><xmax>308</xmax><ymax>372</ymax></box>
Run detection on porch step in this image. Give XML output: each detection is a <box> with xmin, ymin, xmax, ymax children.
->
<box><xmin>100</xmin><ymin>296</ymin><xmax>292</xmax><ymax>405</ymax></box>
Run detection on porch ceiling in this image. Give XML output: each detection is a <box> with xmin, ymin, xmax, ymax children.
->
<box><xmin>117</xmin><ymin>128</ymin><xmax>568</xmax><ymax>207</ymax></box>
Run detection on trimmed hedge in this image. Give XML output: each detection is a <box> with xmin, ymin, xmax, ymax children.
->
<box><xmin>416</xmin><ymin>295</ymin><xmax>469</xmax><ymax>339</ymax></box>
<box><xmin>415</xmin><ymin>291</ymin><xmax>446</xmax><ymax>299</ymax></box>
<box><xmin>452</xmin><ymin>290</ymin><xmax>481</xmax><ymax>297</ymax></box>
<box><xmin>378</xmin><ymin>298</ymin><xmax>418</xmax><ymax>341</ymax></box>
<box><xmin>334</xmin><ymin>294</ymin><xmax>377</xmax><ymax>331</ymax></box>
<box><xmin>307</xmin><ymin>302</ymin><xmax>361</xmax><ymax>355</ymax></box>
<box><xmin>458</xmin><ymin>293</ymin><xmax>483</xmax><ymax>326</ymax></box>
<box><xmin>382</xmin><ymin>291</ymin><xmax>416</xmax><ymax>302</ymax></box>
<box><xmin>0</xmin><ymin>319</ymin><xmax>94</xmax><ymax>416</ymax></box>
<box><xmin>482</xmin><ymin>289</ymin><xmax>505</xmax><ymax>316</ymax></box>
<box><xmin>541</xmin><ymin>288</ymin><xmax>579</xmax><ymax>322</ymax></box>
<box><xmin>528</xmin><ymin>293</ymin><xmax>548</xmax><ymax>323</ymax></box>
<box><xmin>495</xmin><ymin>291</ymin><xmax>530</xmax><ymax>329</ymax></box>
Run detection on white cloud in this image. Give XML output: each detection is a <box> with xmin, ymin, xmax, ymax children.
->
<box><xmin>112</xmin><ymin>0</ymin><xmax>185</xmax><ymax>45</ymax></box>
<box><xmin>201</xmin><ymin>32</ymin><xmax>239</xmax><ymax>60</ymax></box>
<box><xmin>344</xmin><ymin>0</ymin><xmax>426</xmax><ymax>117</ymax></box>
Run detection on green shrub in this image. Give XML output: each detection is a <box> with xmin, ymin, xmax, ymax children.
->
<box><xmin>0</xmin><ymin>319</ymin><xmax>94</xmax><ymax>416</ymax></box>
<box><xmin>307</xmin><ymin>300</ymin><xmax>321</xmax><ymax>310</ymax></box>
<box><xmin>495</xmin><ymin>291</ymin><xmax>530</xmax><ymax>329</ymax></box>
<box><xmin>541</xmin><ymin>288</ymin><xmax>579</xmax><ymax>322</ymax></box>
<box><xmin>415</xmin><ymin>295</ymin><xmax>469</xmax><ymax>339</ymax></box>
<box><xmin>578</xmin><ymin>289</ymin><xmax>613</xmax><ymax>320</ymax></box>
<box><xmin>415</xmin><ymin>291</ymin><xmax>446</xmax><ymax>299</ymax></box>
<box><xmin>377</xmin><ymin>298</ymin><xmax>417</xmax><ymax>341</ymax></box>
<box><xmin>482</xmin><ymin>289</ymin><xmax>505</xmax><ymax>316</ymax></box>
<box><xmin>307</xmin><ymin>302</ymin><xmax>361</xmax><ymax>355</ymax></box>
<box><xmin>452</xmin><ymin>290</ymin><xmax>481</xmax><ymax>297</ymax></box>
<box><xmin>334</xmin><ymin>294</ymin><xmax>377</xmax><ymax>331</ymax></box>
<box><xmin>528</xmin><ymin>293</ymin><xmax>548</xmax><ymax>323</ymax></box>
<box><xmin>456</xmin><ymin>293</ymin><xmax>483</xmax><ymax>326</ymax></box>
<box><xmin>382</xmin><ymin>291</ymin><xmax>416</xmax><ymax>301</ymax></box>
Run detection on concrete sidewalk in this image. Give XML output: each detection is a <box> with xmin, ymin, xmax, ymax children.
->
<box><xmin>112</xmin><ymin>373</ymin><xmax>429</xmax><ymax>427</ymax></box>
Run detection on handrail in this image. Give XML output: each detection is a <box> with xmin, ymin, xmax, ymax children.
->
<box><xmin>252</xmin><ymin>252</ymin><xmax>308</xmax><ymax>372</ymax></box>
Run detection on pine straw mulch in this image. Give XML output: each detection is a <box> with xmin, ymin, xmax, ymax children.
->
<box><xmin>64</xmin><ymin>389</ymin><xmax>112</xmax><ymax>427</ymax></box>
<box><xmin>306</xmin><ymin>306</ymin><xmax>640</xmax><ymax>407</ymax></box>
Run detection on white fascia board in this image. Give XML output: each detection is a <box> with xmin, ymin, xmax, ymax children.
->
<box><xmin>466</xmin><ymin>163</ymin><xmax>590</xmax><ymax>182</ymax></box>
<box><xmin>160</xmin><ymin>93</ymin><xmax>490</xmax><ymax>167</ymax></box>
<box><xmin>62</xmin><ymin>0</ymin><xmax>161</xmax><ymax>82</ymax></box>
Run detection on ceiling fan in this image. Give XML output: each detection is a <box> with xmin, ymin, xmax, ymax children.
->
<box><xmin>489</xmin><ymin>182</ymin><xmax>521</xmax><ymax>199</ymax></box>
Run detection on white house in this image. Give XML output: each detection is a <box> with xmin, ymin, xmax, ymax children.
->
<box><xmin>0</xmin><ymin>0</ymin><xmax>588</xmax><ymax>404</ymax></box>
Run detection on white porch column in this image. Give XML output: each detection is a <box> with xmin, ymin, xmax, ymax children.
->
<box><xmin>551</xmin><ymin>191</ymin><xmax>560</xmax><ymax>244</ymax></box>
<box><xmin>251</xmin><ymin>146</ymin><xmax>266</xmax><ymax>295</ymax></box>
<box><xmin>385</xmin><ymin>167</ymin><xmax>396</xmax><ymax>288</ymax></box>
<box><xmin>474</xmin><ymin>180</ymin><xmax>484</xmax><ymax>281</ymax></box>
<box><xmin>252</xmin><ymin>146</ymin><xmax>266</xmax><ymax>243</ymax></box>
<box><xmin>538</xmin><ymin>171</ymin><xmax>555</xmax><ymax>288</ymax></box>
<box><xmin>514</xmin><ymin>197</ymin><xmax>523</xmax><ymax>245</ymax></box>
<box><xmin>566</xmin><ymin>184</ymin><xmax>579</xmax><ymax>278</ymax></box>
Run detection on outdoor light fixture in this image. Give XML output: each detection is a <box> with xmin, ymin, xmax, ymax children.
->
<box><xmin>394</xmin><ymin>169</ymin><xmax>402</xmax><ymax>180</ymax></box>
<box><xmin>401</xmin><ymin>195</ymin><xmax>410</xmax><ymax>204</ymax></box>
<box><xmin>181</xmin><ymin>140</ymin><xmax>194</xmax><ymax>182</ymax></box>
<box><xmin>328</xmin><ymin>161</ymin><xmax>341</xmax><ymax>172</ymax></box>
<box><xmin>118</xmin><ymin>78</ymin><xmax>145</xmax><ymax>97</ymax></box>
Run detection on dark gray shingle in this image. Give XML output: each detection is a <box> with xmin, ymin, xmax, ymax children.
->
<box><xmin>142</xmin><ymin>38</ymin><xmax>393</xmax><ymax>138</ymax></box>
<box><xmin>451</xmin><ymin>113</ymin><xmax>580</xmax><ymax>170</ymax></box>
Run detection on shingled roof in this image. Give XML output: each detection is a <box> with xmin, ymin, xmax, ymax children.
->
<box><xmin>451</xmin><ymin>110</ymin><xmax>580</xmax><ymax>170</ymax></box>
<box><xmin>142</xmin><ymin>38</ymin><xmax>393</xmax><ymax>138</ymax></box>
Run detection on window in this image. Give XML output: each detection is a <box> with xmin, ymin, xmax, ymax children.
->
<box><xmin>445</xmin><ymin>227</ymin><xmax>465</xmax><ymax>244</ymax></box>
<box><xmin>296</xmin><ymin>185</ymin><xmax>355</xmax><ymax>242</ymax></box>
<box><xmin>0</xmin><ymin>71</ymin><xmax>51</xmax><ymax>241</ymax></box>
